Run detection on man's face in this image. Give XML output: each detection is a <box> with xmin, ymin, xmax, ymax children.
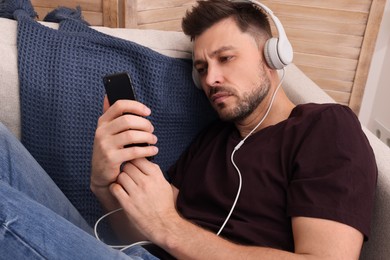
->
<box><xmin>193</xmin><ymin>18</ymin><xmax>271</xmax><ymax>122</ymax></box>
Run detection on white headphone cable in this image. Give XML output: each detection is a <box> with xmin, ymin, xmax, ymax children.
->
<box><xmin>217</xmin><ymin>67</ymin><xmax>286</xmax><ymax>235</ymax></box>
<box><xmin>94</xmin><ymin>207</ymin><xmax>152</xmax><ymax>250</ymax></box>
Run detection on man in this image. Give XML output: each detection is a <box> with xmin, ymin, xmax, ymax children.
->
<box><xmin>91</xmin><ymin>0</ymin><xmax>376</xmax><ymax>259</ymax></box>
<box><xmin>0</xmin><ymin>0</ymin><xmax>376</xmax><ymax>259</ymax></box>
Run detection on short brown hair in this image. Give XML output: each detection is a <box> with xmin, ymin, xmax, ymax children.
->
<box><xmin>182</xmin><ymin>0</ymin><xmax>272</xmax><ymax>43</ymax></box>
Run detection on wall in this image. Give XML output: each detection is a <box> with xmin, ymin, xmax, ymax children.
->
<box><xmin>360</xmin><ymin>0</ymin><xmax>390</xmax><ymax>147</ymax></box>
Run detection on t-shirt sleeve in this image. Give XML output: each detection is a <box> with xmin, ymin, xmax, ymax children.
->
<box><xmin>286</xmin><ymin>105</ymin><xmax>377</xmax><ymax>239</ymax></box>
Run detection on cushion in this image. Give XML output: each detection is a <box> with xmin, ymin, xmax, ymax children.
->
<box><xmin>0</xmin><ymin>17</ymin><xmax>194</xmax><ymax>139</ymax></box>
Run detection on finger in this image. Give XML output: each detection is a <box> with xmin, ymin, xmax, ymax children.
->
<box><xmin>109</xmin><ymin>182</ymin><xmax>142</xmax><ymax>224</ymax></box>
<box><xmin>116</xmin><ymin>171</ymin><xmax>140</xmax><ymax>193</ymax></box>
<box><xmin>108</xmin><ymin>115</ymin><xmax>155</xmax><ymax>136</ymax></box>
<box><xmin>117</xmin><ymin>130</ymin><xmax>157</xmax><ymax>147</ymax></box>
<box><xmin>122</xmin><ymin>161</ymin><xmax>153</xmax><ymax>186</ymax></box>
<box><xmin>95</xmin><ymin>115</ymin><xmax>156</xmax><ymax>151</ymax></box>
<box><xmin>100</xmin><ymin>100</ymin><xmax>151</xmax><ymax>123</ymax></box>
<box><xmin>110</xmin><ymin>182</ymin><xmax>131</xmax><ymax>205</ymax></box>
<box><xmin>104</xmin><ymin>128</ymin><xmax>157</xmax><ymax>152</ymax></box>
<box><xmin>116</xmin><ymin>100</ymin><xmax>151</xmax><ymax>117</ymax></box>
<box><xmin>130</xmin><ymin>158</ymin><xmax>161</xmax><ymax>176</ymax></box>
<box><xmin>104</xmin><ymin>145</ymin><xmax>158</xmax><ymax>167</ymax></box>
<box><xmin>122</xmin><ymin>161</ymin><xmax>141</xmax><ymax>175</ymax></box>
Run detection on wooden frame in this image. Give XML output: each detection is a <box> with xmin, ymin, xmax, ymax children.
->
<box><xmin>349</xmin><ymin>0</ymin><xmax>387</xmax><ymax>114</ymax></box>
<box><xmin>31</xmin><ymin>0</ymin><xmax>387</xmax><ymax>115</ymax></box>
<box><xmin>31</xmin><ymin>0</ymin><xmax>120</xmax><ymax>27</ymax></box>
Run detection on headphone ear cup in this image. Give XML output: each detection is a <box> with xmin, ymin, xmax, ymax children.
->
<box><xmin>192</xmin><ymin>68</ymin><xmax>202</xmax><ymax>89</ymax></box>
<box><xmin>264</xmin><ymin>37</ymin><xmax>285</xmax><ymax>70</ymax></box>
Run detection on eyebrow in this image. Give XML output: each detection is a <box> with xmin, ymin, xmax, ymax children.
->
<box><xmin>193</xmin><ymin>45</ymin><xmax>236</xmax><ymax>67</ymax></box>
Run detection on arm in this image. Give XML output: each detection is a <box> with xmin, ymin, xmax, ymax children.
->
<box><xmin>111</xmin><ymin>159</ymin><xmax>364</xmax><ymax>260</ymax></box>
<box><xmin>90</xmin><ymin>96</ymin><xmax>159</xmax><ymax>242</ymax></box>
<box><xmin>152</xmin><ymin>213</ymin><xmax>363</xmax><ymax>260</ymax></box>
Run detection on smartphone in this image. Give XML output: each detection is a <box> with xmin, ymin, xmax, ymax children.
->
<box><xmin>103</xmin><ymin>72</ymin><xmax>151</xmax><ymax>153</ymax></box>
<box><xmin>103</xmin><ymin>72</ymin><xmax>137</xmax><ymax>106</ymax></box>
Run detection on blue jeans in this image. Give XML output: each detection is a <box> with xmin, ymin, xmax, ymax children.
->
<box><xmin>0</xmin><ymin>123</ymin><xmax>159</xmax><ymax>259</ymax></box>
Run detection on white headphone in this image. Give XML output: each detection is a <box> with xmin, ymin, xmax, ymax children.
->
<box><xmin>192</xmin><ymin>0</ymin><xmax>293</xmax><ymax>89</ymax></box>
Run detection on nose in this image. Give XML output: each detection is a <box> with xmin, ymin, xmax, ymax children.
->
<box><xmin>205</xmin><ymin>64</ymin><xmax>223</xmax><ymax>87</ymax></box>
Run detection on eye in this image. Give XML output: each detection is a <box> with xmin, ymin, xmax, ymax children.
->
<box><xmin>195</xmin><ymin>66</ymin><xmax>207</xmax><ymax>75</ymax></box>
<box><xmin>219</xmin><ymin>56</ymin><xmax>233</xmax><ymax>63</ymax></box>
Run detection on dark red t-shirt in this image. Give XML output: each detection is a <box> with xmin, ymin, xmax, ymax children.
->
<box><xmin>168</xmin><ymin>103</ymin><xmax>377</xmax><ymax>251</ymax></box>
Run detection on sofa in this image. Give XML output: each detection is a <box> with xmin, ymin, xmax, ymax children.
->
<box><xmin>1</xmin><ymin>17</ymin><xmax>390</xmax><ymax>259</ymax></box>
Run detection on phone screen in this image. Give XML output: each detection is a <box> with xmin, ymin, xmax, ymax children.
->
<box><xmin>103</xmin><ymin>72</ymin><xmax>137</xmax><ymax>106</ymax></box>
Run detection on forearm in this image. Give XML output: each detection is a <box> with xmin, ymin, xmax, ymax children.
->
<box><xmin>154</xmin><ymin>214</ymin><xmax>300</xmax><ymax>260</ymax></box>
<box><xmin>91</xmin><ymin>184</ymin><xmax>146</xmax><ymax>243</ymax></box>
<box><xmin>91</xmin><ymin>184</ymin><xmax>120</xmax><ymax>211</ymax></box>
<box><xmin>155</xmin><ymin>214</ymin><xmax>363</xmax><ymax>260</ymax></box>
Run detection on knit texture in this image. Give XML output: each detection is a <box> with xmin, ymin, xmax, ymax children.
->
<box><xmin>3</xmin><ymin>1</ymin><xmax>217</xmax><ymax>226</ymax></box>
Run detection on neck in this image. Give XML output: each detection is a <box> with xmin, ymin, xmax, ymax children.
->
<box><xmin>235</xmin><ymin>81</ymin><xmax>295</xmax><ymax>139</ymax></box>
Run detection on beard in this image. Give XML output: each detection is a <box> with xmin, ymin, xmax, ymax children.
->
<box><xmin>211</xmin><ymin>67</ymin><xmax>271</xmax><ymax>122</ymax></box>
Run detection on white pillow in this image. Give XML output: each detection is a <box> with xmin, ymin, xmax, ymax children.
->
<box><xmin>0</xmin><ymin>18</ymin><xmax>20</xmax><ymax>138</ymax></box>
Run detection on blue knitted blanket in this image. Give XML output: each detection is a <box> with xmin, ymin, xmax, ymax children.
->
<box><xmin>1</xmin><ymin>0</ymin><xmax>217</xmax><ymax>226</ymax></box>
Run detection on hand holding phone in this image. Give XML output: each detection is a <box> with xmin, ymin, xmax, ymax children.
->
<box><xmin>103</xmin><ymin>72</ymin><xmax>152</xmax><ymax>154</ymax></box>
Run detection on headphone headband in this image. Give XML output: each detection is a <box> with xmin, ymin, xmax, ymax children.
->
<box><xmin>192</xmin><ymin>0</ymin><xmax>293</xmax><ymax>89</ymax></box>
<box><xmin>229</xmin><ymin>0</ymin><xmax>293</xmax><ymax>66</ymax></box>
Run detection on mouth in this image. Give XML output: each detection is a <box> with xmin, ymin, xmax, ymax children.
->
<box><xmin>210</xmin><ymin>91</ymin><xmax>232</xmax><ymax>105</ymax></box>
